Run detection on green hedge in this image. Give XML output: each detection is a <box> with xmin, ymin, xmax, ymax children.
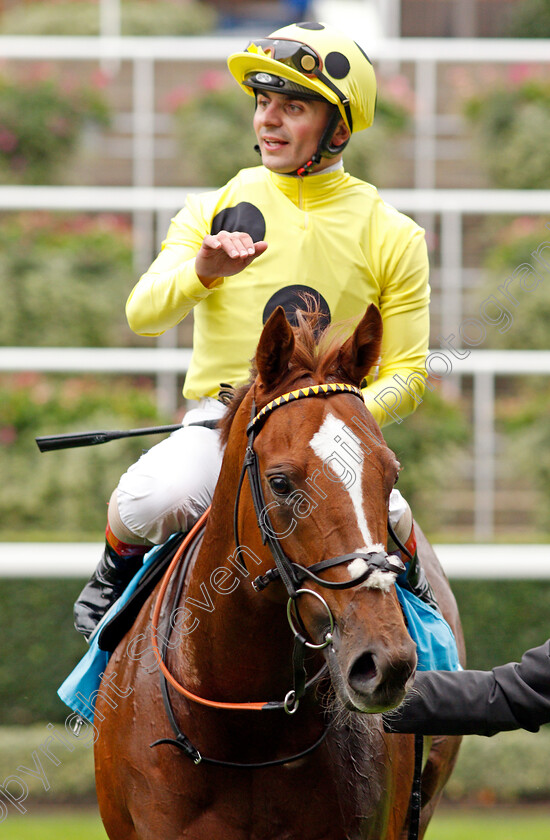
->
<box><xmin>444</xmin><ymin>729</ymin><xmax>550</xmax><ymax>803</ymax></box>
<box><xmin>473</xmin><ymin>218</ymin><xmax>550</xmax><ymax>529</ymax></box>
<box><xmin>0</xmin><ymin>726</ymin><xmax>549</xmax><ymax>807</ymax></box>
<box><xmin>475</xmin><ymin>218</ymin><xmax>550</xmax><ymax>352</ymax></box>
<box><xmin>452</xmin><ymin>580</ymin><xmax>550</xmax><ymax>671</ymax></box>
<box><xmin>0</xmin><ymin>724</ymin><xmax>96</xmax><ymax>804</ymax></box>
<box><xmin>0</xmin><ymin>579</ymin><xmax>92</xmax><ymax>726</ymax></box>
<box><xmin>507</xmin><ymin>0</ymin><xmax>550</xmax><ymax>37</ymax></box>
<box><xmin>0</xmin><ymin>213</ymin><xmax>134</xmax><ymax>348</ymax></box>
<box><xmin>463</xmin><ymin>75</ymin><xmax>550</xmax><ymax>190</ymax></box>
<box><xmin>499</xmin><ymin>391</ymin><xmax>550</xmax><ymax>532</ymax></box>
<box><xmin>0</xmin><ymin>71</ymin><xmax>110</xmax><ymax>185</ymax></box>
<box><xmin>383</xmin><ymin>388</ymin><xmax>470</xmax><ymax>534</ymax></box>
<box><xmin>0</xmin><ymin>375</ymin><xmax>169</xmax><ymax>537</ymax></box>
<box><xmin>1</xmin><ymin>577</ymin><xmax>549</xmax><ymax>726</ymax></box>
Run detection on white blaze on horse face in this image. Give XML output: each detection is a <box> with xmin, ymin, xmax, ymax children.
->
<box><xmin>309</xmin><ymin>411</ymin><xmax>372</xmax><ymax>542</ymax></box>
<box><xmin>309</xmin><ymin>412</ymin><xmax>395</xmax><ymax>591</ymax></box>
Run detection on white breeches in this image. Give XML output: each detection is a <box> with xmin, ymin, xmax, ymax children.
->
<box><xmin>116</xmin><ymin>398</ymin><xmax>226</xmax><ymax>545</ymax></box>
<box><xmin>115</xmin><ymin>397</ymin><xmax>409</xmax><ymax>546</ymax></box>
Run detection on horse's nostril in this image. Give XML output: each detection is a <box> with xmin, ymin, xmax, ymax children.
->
<box><xmin>348</xmin><ymin>652</ymin><xmax>377</xmax><ymax>691</ymax></box>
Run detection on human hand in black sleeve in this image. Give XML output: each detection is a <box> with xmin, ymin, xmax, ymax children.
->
<box><xmin>383</xmin><ymin>640</ymin><xmax>550</xmax><ymax>737</ymax></box>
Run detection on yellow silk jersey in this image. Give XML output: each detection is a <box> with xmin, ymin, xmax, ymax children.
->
<box><xmin>126</xmin><ymin>165</ymin><xmax>430</xmax><ymax>428</ymax></box>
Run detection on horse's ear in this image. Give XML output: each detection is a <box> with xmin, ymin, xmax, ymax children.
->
<box><xmin>256</xmin><ymin>306</ymin><xmax>295</xmax><ymax>389</ymax></box>
<box><xmin>337</xmin><ymin>304</ymin><xmax>383</xmax><ymax>385</ymax></box>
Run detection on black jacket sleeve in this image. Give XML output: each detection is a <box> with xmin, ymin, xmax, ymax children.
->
<box><xmin>383</xmin><ymin>641</ymin><xmax>550</xmax><ymax>736</ymax></box>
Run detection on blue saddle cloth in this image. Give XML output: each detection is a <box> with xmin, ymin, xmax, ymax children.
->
<box><xmin>395</xmin><ymin>586</ymin><xmax>462</xmax><ymax>673</ymax></box>
<box><xmin>58</xmin><ymin>548</ymin><xmax>461</xmax><ymax>724</ymax></box>
<box><xmin>58</xmin><ymin>540</ymin><xmax>172</xmax><ymax>723</ymax></box>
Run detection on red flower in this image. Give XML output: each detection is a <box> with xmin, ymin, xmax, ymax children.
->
<box><xmin>0</xmin><ymin>126</ymin><xmax>18</xmax><ymax>154</ymax></box>
<box><xmin>0</xmin><ymin>426</ymin><xmax>17</xmax><ymax>445</ymax></box>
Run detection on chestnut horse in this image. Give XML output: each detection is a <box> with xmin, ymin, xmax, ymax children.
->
<box><xmin>94</xmin><ymin>304</ymin><xmax>464</xmax><ymax>840</ymax></box>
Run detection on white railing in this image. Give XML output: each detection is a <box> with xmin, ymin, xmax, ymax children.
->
<box><xmin>2</xmin><ymin>345</ymin><xmax>550</xmax><ymax>539</ymax></box>
<box><xmin>0</xmin><ymin>346</ymin><xmax>192</xmax><ymax>374</ymax></box>
<box><xmin>2</xmin><ymin>34</ymin><xmax>548</xmax><ymax>60</ymax></box>
<box><xmin>1</xmin><ymin>541</ymin><xmax>548</xmax><ymax>578</ymax></box>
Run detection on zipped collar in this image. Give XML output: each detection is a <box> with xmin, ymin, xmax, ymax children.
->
<box><xmin>267</xmin><ymin>164</ymin><xmax>349</xmax><ymax>208</ymax></box>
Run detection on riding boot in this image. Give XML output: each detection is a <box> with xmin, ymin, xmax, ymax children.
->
<box><xmin>400</xmin><ymin>541</ymin><xmax>439</xmax><ymax>611</ymax></box>
<box><xmin>389</xmin><ymin>515</ymin><xmax>439</xmax><ymax>611</ymax></box>
<box><xmin>74</xmin><ymin>534</ymin><xmax>147</xmax><ymax>641</ymax></box>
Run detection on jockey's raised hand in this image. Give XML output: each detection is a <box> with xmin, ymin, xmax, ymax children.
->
<box><xmin>196</xmin><ymin>230</ymin><xmax>268</xmax><ymax>286</ymax></box>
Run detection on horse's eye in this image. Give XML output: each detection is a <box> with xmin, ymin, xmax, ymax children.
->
<box><xmin>268</xmin><ymin>475</ymin><xmax>291</xmax><ymax>496</ymax></box>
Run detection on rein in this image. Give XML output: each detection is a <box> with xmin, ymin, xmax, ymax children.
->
<box><xmin>149</xmin><ymin>514</ymin><xmax>332</xmax><ymax>766</ymax></box>
<box><xmin>150</xmin><ymin>510</ymin><xmax>327</xmax><ymax>713</ymax></box>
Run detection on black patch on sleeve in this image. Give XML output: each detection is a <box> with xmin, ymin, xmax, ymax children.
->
<box><xmin>263</xmin><ymin>285</ymin><xmax>331</xmax><ymax>332</ymax></box>
<box><xmin>211</xmin><ymin>202</ymin><xmax>266</xmax><ymax>242</ymax></box>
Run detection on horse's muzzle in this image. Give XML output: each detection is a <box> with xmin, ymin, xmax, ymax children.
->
<box><xmin>326</xmin><ymin>631</ymin><xmax>417</xmax><ymax>713</ymax></box>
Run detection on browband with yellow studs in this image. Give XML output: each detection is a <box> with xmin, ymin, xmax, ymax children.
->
<box><xmin>247</xmin><ymin>382</ymin><xmax>364</xmax><ymax>433</ymax></box>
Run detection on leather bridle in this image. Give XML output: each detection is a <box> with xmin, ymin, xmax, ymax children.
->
<box><xmin>151</xmin><ymin>382</ymin><xmax>405</xmax><ymax>713</ymax></box>
<box><xmin>235</xmin><ymin>383</ymin><xmax>406</xmax><ymax>662</ymax></box>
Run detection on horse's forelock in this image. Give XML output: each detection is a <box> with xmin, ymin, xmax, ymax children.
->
<box><xmin>261</xmin><ymin>311</ymin><xmax>358</xmax><ymax>403</ymax></box>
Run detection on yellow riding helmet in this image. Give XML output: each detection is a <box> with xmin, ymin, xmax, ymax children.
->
<box><xmin>227</xmin><ymin>21</ymin><xmax>377</xmax><ymax>134</ymax></box>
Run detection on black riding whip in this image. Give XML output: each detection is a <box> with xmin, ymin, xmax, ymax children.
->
<box><xmin>35</xmin><ymin>417</ymin><xmax>221</xmax><ymax>453</ymax></box>
<box><xmin>35</xmin><ymin>424</ymin><xmax>183</xmax><ymax>452</ymax></box>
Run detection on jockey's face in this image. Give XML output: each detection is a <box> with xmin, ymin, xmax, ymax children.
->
<box><xmin>253</xmin><ymin>90</ymin><xmax>347</xmax><ymax>174</ymax></box>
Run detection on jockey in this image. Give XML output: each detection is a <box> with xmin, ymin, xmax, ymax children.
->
<box><xmin>74</xmin><ymin>21</ymin><xmax>436</xmax><ymax>640</ymax></box>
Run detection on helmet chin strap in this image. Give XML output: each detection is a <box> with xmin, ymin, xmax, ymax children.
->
<box><xmin>295</xmin><ymin>107</ymin><xmax>349</xmax><ymax>176</ymax></box>
<box><xmin>254</xmin><ymin>105</ymin><xmax>349</xmax><ymax>178</ymax></box>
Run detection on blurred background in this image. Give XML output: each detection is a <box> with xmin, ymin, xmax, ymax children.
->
<box><xmin>0</xmin><ymin>1</ymin><xmax>549</xmax><ymax>837</ymax></box>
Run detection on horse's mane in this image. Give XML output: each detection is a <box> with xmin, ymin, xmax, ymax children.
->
<box><xmin>218</xmin><ymin>301</ymin><xmax>359</xmax><ymax>447</ymax></box>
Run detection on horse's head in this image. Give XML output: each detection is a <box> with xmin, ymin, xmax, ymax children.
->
<box><xmin>238</xmin><ymin>303</ymin><xmax>417</xmax><ymax>713</ymax></box>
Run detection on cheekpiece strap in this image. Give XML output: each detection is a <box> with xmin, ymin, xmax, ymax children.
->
<box><xmin>247</xmin><ymin>382</ymin><xmax>364</xmax><ymax>434</ymax></box>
